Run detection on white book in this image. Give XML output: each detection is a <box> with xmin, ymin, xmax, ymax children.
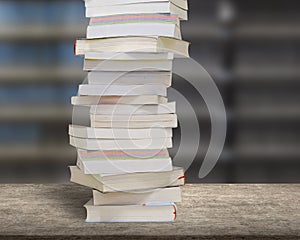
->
<box><xmin>83</xmin><ymin>59</ymin><xmax>173</xmax><ymax>71</ymax></box>
<box><xmin>75</xmin><ymin>36</ymin><xmax>190</xmax><ymax>58</ymax></box>
<box><xmin>69</xmin><ymin>136</ymin><xmax>172</xmax><ymax>150</ymax></box>
<box><xmin>69</xmin><ymin>125</ymin><xmax>172</xmax><ymax>139</ymax></box>
<box><xmin>92</xmin><ymin>187</ymin><xmax>181</xmax><ymax>205</ymax></box>
<box><xmin>87</xmin><ymin>71</ymin><xmax>172</xmax><ymax>86</ymax></box>
<box><xmin>77</xmin><ymin>157</ymin><xmax>173</xmax><ymax>175</ymax></box>
<box><xmin>85</xmin><ymin>52</ymin><xmax>174</xmax><ymax>60</ymax></box>
<box><xmin>87</xmin><ymin>22</ymin><xmax>181</xmax><ymax>39</ymax></box>
<box><xmin>91</xmin><ymin>114</ymin><xmax>176</xmax><ymax>122</ymax></box>
<box><xmin>84</xmin><ymin>200</ymin><xmax>177</xmax><ymax>222</ymax></box>
<box><xmin>90</xmin><ymin>102</ymin><xmax>176</xmax><ymax>115</ymax></box>
<box><xmin>90</xmin><ymin>118</ymin><xmax>177</xmax><ymax>128</ymax></box>
<box><xmin>77</xmin><ymin>148</ymin><xmax>170</xmax><ymax>160</ymax></box>
<box><xmin>78</xmin><ymin>84</ymin><xmax>167</xmax><ymax>96</ymax></box>
<box><xmin>69</xmin><ymin>165</ymin><xmax>185</xmax><ymax>192</ymax></box>
<box><xmin>85</xmin><ymin>0</ymin><xmax>188</xmax><ymax>11</ymax></box>
<box><xmin>86</xmin><ymin>2</ymin><xmax>187</xmax><ymax>20</ymax></box>
<box><xmin>71</xmin><ymin>95</ymin><xmax>168</xmax><ymax>106</ymax></box>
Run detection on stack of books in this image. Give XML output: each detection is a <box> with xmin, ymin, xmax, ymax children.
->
<box><xmin>69</xmin><ymin>0</ymin><xmax>189</xmax><ymax>222</ymax></box>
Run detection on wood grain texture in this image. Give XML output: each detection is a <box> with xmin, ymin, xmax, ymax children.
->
<box><xmin>0</xmin><ymin>184</ymin><xmax>299</xmax><ymax>239</ymax></box>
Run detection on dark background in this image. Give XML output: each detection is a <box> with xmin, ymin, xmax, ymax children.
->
<box><xmin>0</xmin><ymin>0</ymin><xmax>299</xmax><ymax>183</ymax></box>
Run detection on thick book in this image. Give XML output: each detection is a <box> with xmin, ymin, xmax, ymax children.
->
<box><xmin>84</xmin><ymin>200</ymin><xmax>177</xmax><ymax>222</ymax></box>
<box><xmin>87</xmin><ymin>71</ymin><xmax>172</xmax><ymax>86</ymax></box>
<box><xmin>83</xmin><ymin>59</ymin><xmax>173</xmax><ymax>71</ymax></box>
<box><xmin>71</xmin><ymin>95</ymin><xmax>168</xmax><ymax>106</ymax></box>
<box><xmin>86</xmin><ymin>3</ymin><xmax>187</xmax><ymax>20</ymax></box>
<box><xmin>92</xmin><ymin>186</ymin><xmax>181</xmax><ymax>205</ymax></box>
<box><xmin>77</xmin><ymin>156</ymin><xmax>173</xmax><ymax>175</ymax></box>
<box><xmin>69</xmin><ymin>136</ymin><xmax>173</xmax><ymax>150</ymax></box>
<box><xmin>85</xmin><ymin>0</ymin><xmax>188</xmax><ymax>11</ymax></box>
<box><xmin>69</xmin><ymin>165</ymin><xmax>185</xmax><ymax>192</ymax></box>
<box><xmin>69</xmin><ymin>125</ymin><xmax>172</xmax><ymax>139</ymax></box>
<box><xmin>78</xmin><ymin>84</ymin><xmax>167</xmax><ymax>96</ymax></box>
<box><xmin>90</xmin><ymin>102</ymin><xmax>176</xmax><ymax>115</ymax></box>
<box><xmin>75</xmin><ymin>36</ymin><xmax>189</xmax><ymax>57</ymax></box>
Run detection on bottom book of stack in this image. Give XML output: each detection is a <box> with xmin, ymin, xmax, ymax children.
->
<box><xmin>69</xmin><ymin>166</ymin><xmax>185</xmax><ymax>222</ymax></box>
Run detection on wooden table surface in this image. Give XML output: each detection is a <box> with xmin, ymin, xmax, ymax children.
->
<box><xmin>0</xmin><ymin>184</ymin><xmax>299</xmax><ymax>239</ymax></box>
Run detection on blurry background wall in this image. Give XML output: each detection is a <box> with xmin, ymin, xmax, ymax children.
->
<box><xmin>0</xmin><ymin>0</ymin><xmax>299</xmax><ymax>183</ymax></box>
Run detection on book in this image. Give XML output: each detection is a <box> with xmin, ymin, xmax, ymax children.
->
<box><xmin>90</xmin><ymin>113</ymin><xmax>177</xmax><ymax>122</ymax></box>
<box><xmin>74</xmin><ymin>36</ymin><xmax>189</xmax><ymax>57</ymax></box>
<box><xmin>78</xmin><ymin>84</ymin><xmax>167</xmax><ymax>96</ymax></box>
<box><xmin>92</xmin><ymin>186</ymin><xmax>181</xmax><ymax>205</ymax></box>
<box><xmin>77</xmin><ymin>156</ymin><xmax>173</xmax><ymax>175</ymax></box>
<box><xmin>84</xmin><ymin>200</ymin><xmax>177</xmax><ymax>222</ymax></box>
<box><xmin>85</xmin><ymin>0</ymin><xmax>188</xmax><ymax>11</ymax></box>
<box><xmin>85</xmin><ymin>3</ymin><xmax>187</xmax><ymax>20</ymax></box>
<box><xmin>90</xmin><ymin>102</ymin><xmax>176</xmax><ymax>115</ymax></box>
<box><xmin>71</xmin><ymin>95</ymin><xmax>168</xmax><ymax>106</ymax></box>
<box><xmin>69</xmin><ymin>165</ymin><xmax>185</xmax><ymax>192</ymax></box>
<box><xmin>86</xmin><ymin>15</ymin><xmax>181</xmax><ymax>39</ymax></box>
<box><xmin>89</xmin><ymin>13</ymin><xmax>180</xmax><ymax>26</ymax></box>
<box><xmin>90</xmin><ymin>118</ymin><xmax>177</xmax><ymax>128</ymax></box>
<box><xmin>85</xmin><ymin>52</ymin><xmax>174</xmax><ymax>60</ymax></box>
<box><xmin>69</xmin><ymin>136</ymin><xmax>173</xmax><ymax>150</ymax></box>
<box><xmin>83</xmin><ymin>59</ymin><xmax>173</xmax><ymax>71</ymax></box>
<box><xmin>69</xmin><ymin>125</ymin><xmax>172</xmax><ymax>139</ymax></box>
<box><xmin>87</xmin><ymin>71</ymin><xmax>172</xmax><ymax>86</ymax></box>
<box><xmin>78</xmin><ymin>149</ymin><xmax>170</xmax><ymax>160</ymax></box>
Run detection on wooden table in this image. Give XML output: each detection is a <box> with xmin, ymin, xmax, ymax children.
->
<box><xmin>0</xmin><ymin>184</ymin><xmax>299</xmax><ymax>239</ymax></box>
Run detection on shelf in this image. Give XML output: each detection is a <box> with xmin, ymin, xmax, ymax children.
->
<box><xmin>1</xmin><ymin>184</ymin><xmax>298</xmax><ymax>238</ymax></box>
<box><xmin>235</xmin><ymin>107</ymin><xmax>300</xmax><ymax>120</ymax></box>
<box><xmin>235</xmin><ymin>23</ymin><xmax>300</xmax><ymax>39</ymax></box>
<box><xmin>0</xmin><ymin>24</ymin><xmax>86</xmax><ymax>41</ymax></box>
<box><xmin>182</xmin><ymin>24</ymin><xmax>226</xmax><ymax>40</ymax></box>
<box><xmin>235</xmin><ymin>145</ymin><xmax>300</xmax><ymax>160</ymax></box>
<box><xmin>0</xmin><ymin>66</ymin><xmax>85</xmax><ymax>83</ymax></box>
<box><xmin>0</xmin><ymin>145</ymin><xmax>75</xmax><ymax>162</ymax></box>
<box><xmin>233</xmin><ymin>66</ymin><xmax>300</xmax><ymax>81</ymax></box>
<box><xmin>0</xmin><ymin>105</ymin><xmax>72</xmax><ymax>121</ymax></box>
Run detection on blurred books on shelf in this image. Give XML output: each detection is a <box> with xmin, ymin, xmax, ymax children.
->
<box><xmin>1</xmin><ymin>0</ymin><xmax>299</xmax><ymax>184</ymax></box>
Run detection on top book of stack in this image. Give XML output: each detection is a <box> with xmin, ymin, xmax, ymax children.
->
<box><xmin>85</xmin><ymin>0</ymin><xmax>188</xmax><ymax>20</ymax></box>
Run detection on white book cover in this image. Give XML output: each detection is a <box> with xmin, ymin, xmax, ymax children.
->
<box><xmin>85</xmin><ymin>0</ymin><xmax>188</xmax><ymax>10</ymax></box>
<box><xmin>71</xmin><ymin>95</ymin><xmax>168</xmax><ymax>105</ymax></box>
<box><xmin>90</xmin><ymin>102</ymin><xmax>176</xmax><ymax>115</ymax></box>
<box><xmin>86</xmin><ymin>2</ymin><xmax>187</xmax><ymax>20</ymax></box>
<box><xmin>69</xmin><ymin>125</ymin><xmax>172</xmax><ymax>139</ymax></box>
<box><xmin>87</xmin><ymin>23</ymin><xmax>181</xmax><ymax>39</ymax></box>
<box><xmin>77</xmin><ymin>157</ymin><xmax>173</xmax><ymax>175</ymax></box>
<box><xmin>90</xmin><ymin>118</ymin><xmax>177</xmax><ymax>128</ymax></box>
<box><xmin>78</xmin><ymin>84</ymin><xmax>167</xmax><ymax>96</ymax></box>
<box><xmin>84</xmin><ymin>200</ymin><xmax>177</xmax><ymax>222</ymax></box>
<box><xmin>87</xmin><ymin>71</ymin><xmax>172</xmax><ymax>86</ymax></box>
<box><xmin>70</xmin><ymin>136</ymin><xmax>173</xmax><ymax>150</ymax></box>
<box><xmin>77</xmin><ymin>148</ymin><xmax>170</xmax><ymax>160</ymax></box>
<box><xmin>92</xmin><ymin>187</ymin><xmax>181</xmax><ymax>205</ymax></box>
<box><xmin>83</xmin><ymin>59</ymin><xmax>173</xmax><ymax>71</ymax></box>
<box><xmin>85</xmin><ymin>52</ymin><xmax>174</xmax><ymax>60</ymax></box>
<box><xmin>90</xmin><ymin>114</ymin><xmax>176</xmax><ymax>122</ymax></box>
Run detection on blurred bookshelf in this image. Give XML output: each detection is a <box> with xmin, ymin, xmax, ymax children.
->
<box><xmin>0</xmin><ymin>0</ymin><xmax>299</xmax><ymax>183</ymax></box>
